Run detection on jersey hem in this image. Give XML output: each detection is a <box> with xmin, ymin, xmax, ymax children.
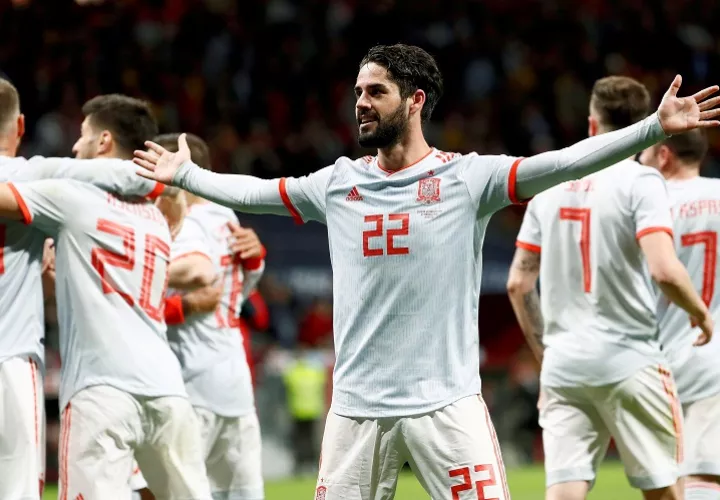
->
<box><xmin>636</xmin><ymin>226</ymin><xmax>673</xmax><ymax>240</ymax></box>
<box><xmin>190</xmin><ymin>402</ymin><xmax>257</xmax><ymax>419</ymax></box>
<box><xmin>516</xmin><ymin>240</ymin><xmax>541</xmax><ymax>253</ymax></box>
<box><xmin>540</xmin><ymin>358</ymin><xmax>662</xmax><ymax>388</ymax></box>
<box><xmin>507</xmin><ymin>157</ymin><xmax>527</xmax><ymax>204</ymax></box>
<box><xmin>278</xmin><ymin>177</ymin><xmax>304</xmax><ymax>225</ymax></box>
<box><xmin>7</xmin><ymin>182</ymin><xmax>32</xmax><ymax>224</ymax></box>
<box><xmin>145</xmin><ymin>182</ymin><xmax>165</xmax><ymax>199</ymax></box>
<box><xmin>329</xmin><ymin>389</ymin><xmax>481</xmax><ymax>419</ymax></box>
<box><xmin>60</xmin><ymin>383</ymin><xmax>188</xmax><ymax>411</ymax></box>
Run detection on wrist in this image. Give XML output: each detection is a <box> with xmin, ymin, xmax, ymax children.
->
<box><xmin>240</xmin><ymin>245</ymin><xmax>267</xmax><ymax>271</ymax></box>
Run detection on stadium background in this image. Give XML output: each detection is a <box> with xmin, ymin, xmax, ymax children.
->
<box><xmin>3</xmin><ymin>0</ymin><xmax>719</xmax><ymax>497</ymax></box>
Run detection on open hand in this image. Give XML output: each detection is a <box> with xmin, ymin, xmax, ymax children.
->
<box><xmin>228</xmin><ymin>222</ymin><xmax>264</xmax><ymax>260</ymax></box>
<box><xmin>691</xmin><ymin>312</ymin><xmax>714</xmax><ymax>347</ymax></box>
<box><xmin>134</xmin><ymin>133</ymin><xmax>191</xmax><ymax>185</ymax></box>
<box><xmin>658</xmin><ymin>75</ymin><xmax>720</xmax><ymax>135</ymax></box>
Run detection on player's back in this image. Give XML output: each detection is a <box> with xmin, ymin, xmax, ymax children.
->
<box><xmin>11</xmin><ymin>179</ymin><xmax>186</xmax><ymax>409</ymax></box>
<box><xmin>525</xmin><ymin>160</ymin><xmax>668</xmax><ymax>387</ymax></box>
<box><xmin>167</xmin><ymin>202</ymin><xmax>254</xmax><ymax>416</ymax></box>
<box><xmin>658</xmin><ymin>177</ymin><xmax>720</xmax><ymax>402</ymax></box>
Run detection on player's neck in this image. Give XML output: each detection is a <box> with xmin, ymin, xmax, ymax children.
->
<box><xmin>376</xmin><ymin>133</ymin><xmax>432</xmax><ymax>172</ymax></box>
<box><xmin>664</xmin><ymin>164</ymin><xmax>700</xmax><ymax>181</ymax></box>
<box><xmin>0</xmin><ymin>140</ymin><xmax>18</xmax><ymax>157</ymax></box>
<box><xmin>185</xmin><ymin>193</ymin><xmax>207</xmax><ymax>207</ymax></box>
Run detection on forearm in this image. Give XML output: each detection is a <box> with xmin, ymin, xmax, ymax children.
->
<box><xmin>168</xmin><ymin>258</ymin><xmax>215</xmax><ymax>290</ymax></box>
<box><xmin>655</xmin><ymin>261</ymin><xmax>708</xmax><ymax>319</ymax></box>
<box><xmin>508</xmin><ymin>289</ymin><xmax>545</xmax><ymax>363</ymax></box>
<box><xmin>242</xmin><ymin>262</ymin><xmax>265</xmax><ymax>302</ymax></box>
<box><xmin>172</xmin><ymin>162</ymin><xmax>288</xmax><ymax>215</ymax></box>
<box><xmin>516</xmin><ymin>113</ymin><xmax>667</xmax><ymax>199</ymax></box>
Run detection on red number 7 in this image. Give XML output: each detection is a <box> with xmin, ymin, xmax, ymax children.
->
<box><xmin>559</xmin><ymin>207</ymin><xmax>591</xmax><ymax>293</ymax></box>
<box><xmin>681</xmin><ymin>231</ymin><xmax>717</xmax><ymax>306</ymax></box>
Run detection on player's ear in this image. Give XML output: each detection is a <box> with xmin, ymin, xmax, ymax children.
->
<box><xmin>16</xmin><ymin>114</ymin><xmax>25</xmax><ymax>140</ymax></box>
<box><xmin>409</xmin><ymin>89</ymin><xmax>425</xmax><ymax>118</ymax></box>
<box><xmin>658</xmin><ymin>145</ymin><xmax>671</xmax><ymax>169</ymax></box>
<box><xmin>97</xmin><ymin>130</ymin><xmax>113</xmax><ymax>156</ymax></box>
<box><xmin>588</xmin><ymin>116</ymin><xmax>598</xmax><ymax>137</ymax></box>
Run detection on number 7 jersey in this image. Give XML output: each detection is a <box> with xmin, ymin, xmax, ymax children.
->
<box><xmin>9</xmin><ymin>179</ymin><xmax>186</xmax><ymax>410</ymax></box>
<box><xmin>658</xmin><ymin>177</ymin><xmax>720</xmax><ymax>404</ymax></box>
<box><xmin>516</xmin><ymin>160</ymin><xmax>673</xmax><ymax>388</ymax></box>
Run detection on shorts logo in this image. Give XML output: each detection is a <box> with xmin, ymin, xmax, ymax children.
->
<box><xmin>315</xmin><ymin>485</ymin><xmax>327</xmax><ymax>500</ymax></box>
<box><xmin>416</xmin><ymin>177</ymin><xmax>441</xmax><ymax>204</ymax></box>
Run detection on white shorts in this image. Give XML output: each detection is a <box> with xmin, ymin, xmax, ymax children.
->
<box><xmin>58</xmin><ymin>385</ymin><xmax>211</xmax><ymax>500</ymax></box>
<box><xmin>0</xmin><ymin>356</ymin><xmax>45</xmax><ymax>500</ymax></box>
<box><xmin>540</xmin><ymin>364</ymin><xmax>682</xmax><ymax>490</ymax></box>
<box><xmin>315</xmin><ymin>395</ymin><xmax>509</xmax><ymax>500</ymax></box>
<box><xmin>682</xmin><ymin>392</ymin><xmax>720</xmax><ymax>476</ymax></box>
<box><xmin>194</xmin><ymin>408</ymin><xmax>264</xmax><ymax>500</ymax></box>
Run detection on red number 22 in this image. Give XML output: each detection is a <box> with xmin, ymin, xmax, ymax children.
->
<box><xmin>362</xmin><ymin>213</ymin><xmax>410</xmax><ymax>257</ymax></box>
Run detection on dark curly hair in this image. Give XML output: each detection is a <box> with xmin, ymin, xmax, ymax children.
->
<box><xmin>360</xmin><ymin>44</ymin><xmax>444</xmax><ymax>123</ymax></box>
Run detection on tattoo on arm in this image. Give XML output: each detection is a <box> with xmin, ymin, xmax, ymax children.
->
<box><xmin>513</xmin><ymin>251</ymin><xmax>540</xmax><ymax>273</ymax></box>
<box><xmin>522</xmin><ymin>289</ymin><xmax>545</xmax><ymax>358</ymax></box>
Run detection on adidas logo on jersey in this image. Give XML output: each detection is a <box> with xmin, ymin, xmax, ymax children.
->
<box><xmin>346</xmin><ymin>186</ymin><xmax>363</xmax><ymax>201</ymax></box>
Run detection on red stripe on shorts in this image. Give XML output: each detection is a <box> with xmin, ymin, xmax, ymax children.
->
<box><xmin>481</xmin><ymin>397</ymin><xmax>510</xmax><ymax>500</ymax></box>
<box><xmin>658</xmin><ymin>366</ymin><xmax>683</xmax><ymax>463</ymax></box>
<box><xmin>60</xmin><ymin>403</ymin><xmax>72</xmax><ymax>500</ymax></box>
<box><xmin>29</xmin><ymin>357</ymin><xmax>38</xmax><ymax>447</ymax></box>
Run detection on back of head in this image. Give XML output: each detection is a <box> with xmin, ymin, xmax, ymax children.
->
<box><xmin>663</xmin><ymin>129</ymin><xmax>708</xmax><ymax>166</ymax></box>
<box><xmin>153</xmin><ymin>133</ymin><xmax>211</xmax><ymax>170</ymax></box>
<box><xmin>0</xmin><ymin>79</ymin><xmax>20</xmax><ymax>133</ymax></box>
<box><xmin>590</xmin><ymin>76</ymin><xmax>651</xmax><ymax>132</ymax></box>
<box><xmin>360</xmin><ymin>44</ymin><xmax>444</xmax><ymax>123</ymax></box>
<box><xmin>82</xmin><ymin>94</ymin><xmax>158</xmax><ymax>159</ymax></box>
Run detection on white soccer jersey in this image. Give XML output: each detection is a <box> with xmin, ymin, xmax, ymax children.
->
<box><xmin>0</xmin><ymin>156</ymin><xmax>162</xmax><ymax>369</ymax></box>
<box><xmin>279</xmin><ymin>149</ymin><xmax>521</xmax><ymax>417</ymax></box>
<box><xmin>516</xmin><ymin>160</ymin><xmax>673</xmax><ymax>388</ymax></box>
<box><xmin>9</xmin><ymin>179</ymin><xmax>185</xmax><ymax>410</ymax></box>
<box><xmin>167</xmin><ymin>202</ymin><xmax>256</xmax><ymax>417</ymax></box>
<box><xmin>658</xmin><ymin>177</ymin><xmax>720</xmax><ymax>403</ymax></box>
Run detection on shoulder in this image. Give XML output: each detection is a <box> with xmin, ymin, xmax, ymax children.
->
<box><xmin>334</xmin><ymin>155</ymin><xmax>375</xmax><ymax>169</ymax></box>
<box><xmin>621</xmin><ymin>159</ymin><xmax>664</xmax><ymax>181</ymax></box>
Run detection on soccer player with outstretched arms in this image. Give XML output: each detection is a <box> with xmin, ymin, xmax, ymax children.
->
<box><xmin>136</xmin><ymin>44</ymin><xmax>720</xmax><ymax>500</ymax></box>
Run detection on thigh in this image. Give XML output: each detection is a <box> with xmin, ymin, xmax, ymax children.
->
<box><xmin>404</xmin><ymin>395</ymin><xmax>510</xmax><ymax>500</ymax></box>
<box><xmin>0</xmin><ymin>356</ymin><xmax>44</xmax><ymax>500</ymax></box>
<box><xmin>316</xmin><ymin>412</ymin><xmax>405</xmax><ymax>500</ymax></box>
<box><xmin>540</xmin><ymin>386</ymin><xmax>610</xmax><ymax>489</ymax></box>
<box><xmin>136</xmin><ymin>396</ymin><xmax>211</xmax><ymax>500</ymax></box>
<box><xmin>600</xmin><ymin>365</ymin><xmax>681</xmax><ymax>490</ymax></box>
<box><xmin>201</xmin><ymin>410</ymin><xmax>264</xmax><ymax>500</ymax></box>
<box><xmin>683</xmin><ymin>392</ymin><xmax>720</xmax><ymax>477</ymax></box>
<box><xmin>58</xmin><ymin>386</ymin><xmax>139</xmax><ymax>500</ymax></box>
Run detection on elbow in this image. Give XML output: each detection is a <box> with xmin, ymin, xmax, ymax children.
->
<box><xmin>506</xmin><ymin>275</ymin><xmax>533</xmax><ymax>298</ymax></box>
<box><xmin>649</xmin><ymin>262</ymin><xmax>680</xmax><ymax>288</ymax></box>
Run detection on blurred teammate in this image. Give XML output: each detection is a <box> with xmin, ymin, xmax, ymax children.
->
<box><xmin>135</xmin><ymin>44</ymin><xmax>720</xmax><ymax>500</ymax></box>
<box><xmin>0</xmin><ymin>79</ymin><xmax>175</xmax><ymax>500</ymax></box>
<box><xmin>507</xmin><ymin>76</ymin><xmax>711</xmax><ymax>500</ymax></box>
<box><xmin>640</xmin><ymin>130</ymin><xmax>720</xmax><ymax>500</ymax></box>
<box><xmin>0</xmin><ymin>94</ymin><xmax>212</xmax><ymax>499</ymax></box>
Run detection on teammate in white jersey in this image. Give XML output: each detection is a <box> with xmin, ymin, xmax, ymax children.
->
<box><xmin>135</xmin><ymin>44</ymin><xmax>720</xmax><ymax>500</ymax></box>
<box><xmin>640</xmin><ymin>130</ymin><xmax>720</xmax><ymax>500</ymax></box>
<box><xmin>0</xmin><ymin>80</ymin><xmax>178</xmax><ymax>500</ymax></box>
<box><xmin>508</xmin><ymin>77</ymin><xmax>712</xmax><ymax>500</ymax></box>
<box><xmin>0</xmin><ymin>94</ymin><xmax>212</xmax><ymax>499</ymax></box>
<box><xmin>157</xmin><ymin>133</ymin><xmax>267</xmax><ymax>500</ymax></box>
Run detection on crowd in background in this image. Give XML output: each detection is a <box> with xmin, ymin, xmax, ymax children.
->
<box><xmin>4</xmin><ymin>0</ymin><xmax>720</xmax><ymax>479</ymax></box>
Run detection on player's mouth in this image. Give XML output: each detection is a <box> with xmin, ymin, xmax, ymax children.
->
<box><xmin>358</xmin><ymin>118</ymin><xmax>377</xmax><ymax>130</ymax></box>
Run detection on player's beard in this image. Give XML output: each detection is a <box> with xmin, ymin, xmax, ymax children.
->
<box><xmin>357</xmin><ymin>103</ymin><xmax>408</xmax><ymax>149</ymax></box>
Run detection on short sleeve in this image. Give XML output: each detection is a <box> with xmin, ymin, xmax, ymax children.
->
<box><xmin>458</xmin><ymin>154</ymin><xmax>524</xmax><ymax>217</ymax></box>
<box><xmin>631</xmin><ymin>169</ymin><xmax>674</xmax><ymax>239</ymax></box>
<box><xmin>0</xmin><ymin>156</ymin><xmax>164</xmax><ymax>199</ymax></box>
<box><xmin>516</xmin><ymin>199</ymin><xmax>542</xmax><ymax>253</ymax></box>
<box><xmin>171</xmin><ymin>217</ymin><xmax>212</xmax><ymax>262</ymax></box>
<box><xmin>8</xmin><ymin>179</ymin><xmax>80</xmax><ymax>234</ymax></box>
<box><xmin>279</xmin><ymin>165</ymin><xmax>334</xmax><ymax>224</ymax></box>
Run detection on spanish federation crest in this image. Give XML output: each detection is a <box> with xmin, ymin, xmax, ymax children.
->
<box><xmin>416</xmin><ymin>177</ymin><xmax>441</xmax><ymax>204</ymax></box>
<box><xmin>315</xmin><ymin>486</ymin><xmax>327</xmax><ymax>500</ymax></box>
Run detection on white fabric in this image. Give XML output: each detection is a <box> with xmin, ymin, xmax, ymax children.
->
<box><xmin>316</xmin><ymin>395</ymin><xmax>509</xmax><ymax>500</ymax></box>
<box><xmin>58</xmin><ymin>385</ymin><xmax>210</xmax><ymax>500</ymax></box>
<box><xmin>167</xmin><ymin>202</ymin><xmax>256</xmax><ymax>417</ymax></box>
<box><xmin>682</xmin><ymin>392</ymin><xmax>720</xmax><ymax>476</ymax></box>
<box><xmin>11</xmin><ymin>179</ymin><xmax>187</xmax><ymax>410</ymax></box>
<box><xmin>658</xmin><ymin>177</ymin><xmax>720</xmax><ymax>404</ymax></box>
<box><xmin>194</xmin><ymin>407</ymin><xmax>264</xmax><ymax>500</ymax></box>
<box><xmin>540</xmin><ymin>364</ymin><xmax>682</xmax><ymax>490</ymax></box>
<box><xmin>517</xmin><ymin>160</ymin><xmax>673</xmax><ymax>387</ymax></box>
<box><xmin>0</xmin><ymin>356</ymin><xmax>45</xmax><ymax>500</ymax></box>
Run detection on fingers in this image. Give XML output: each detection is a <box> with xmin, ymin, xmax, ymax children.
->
<box><xmin>693</xmin><ymin>332</ymin><xmax>710</xmax><ymax>346</ymax></box>
<box><xmin>144</xmin><ymin>140</ymin><xmax>169</xmax><ymax>156</ymax></box>
<box><xmin>134</xmin><ymin>165</ymin><xmax>159</xmax><ymax>180</ymax></box>
<box><xmin>696</xmin><ymin>120</ymin><xmax>720</xmax><ymax>128</ymax></box>
<box><xmin>699</xmin><ymin>108</ymin><xmax>720</xmax><ymax>120</ymax></box>
<box><xmin>698</xmin><ymin>95</ymin><xmax>720</xmax><ymax>112</ymax></box>
<box><xmin>692</xmin><ymin>85</ymin><xmax>719</xmax><ymax>103</ymax></box>
<box><xmin>134</xmin><ymin>149</ymin><xmax>160</xmax><ymax>164</ymax></box>
<box><xmin>665</xmin><ymin>74</ymin><xmax>682</xmax><ymax>98</ymax></box>
<box><xmin>178</xmin><ymin>133</ymin><xmax>190</xmax><ymax>156</ymax></box>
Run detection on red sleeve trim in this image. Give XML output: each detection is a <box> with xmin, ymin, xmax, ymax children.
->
<box><xmin>241</xmin><ymin>245</ymin><xmax>267</xmax><ymax>271</ymax></box>
<box><xmin>7</xmin><ymin>183</ymin><xmax>32</xmax><ymax>224</ymax></box>
<box><xmin>507</xmin><ymin>158</ymin><xmax>527</xmax><ymax>205</ymax></box>
<box><xmin>636</xmin><ymin>226</ymin><xmax>674</xmax><ymax>240</ymax></box>
<box><xmin>164</xmin><ymin>296</ymin><xmax>185</xmax><ymax>325</ymax></box>
<box><xmin>146</xmin><ymin>182</ymin><xmax>165</xmax><ymax>200</ymax></box>
<box><xmin>516</xmin><ymin>240</ymin><xmax>541</xmax><ymax>253</ymax></box>
<box><xmin>172</xmin><ymin>251</ymin><xmax>213</xmax><ymax>264</ymax></box>
<box><xmin>279</xmin><ymin>178</ymin><xmax>304</xmax><ymax>225</ymax></box>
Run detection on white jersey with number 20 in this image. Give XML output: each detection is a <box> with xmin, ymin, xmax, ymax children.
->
<box><xmin>658</xmin><ymin>177</ymin><xmax>720</xmax><ymax>403</ymax></box>
<box><xmin>9</xmin><ymin>179</ymin><xmax>186</xmax><ymax>410</ymax></box>
<box><xmin>516</xmin><ymin>160</ymin><xmax>673</xmax><ymax>388</ymax></box>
